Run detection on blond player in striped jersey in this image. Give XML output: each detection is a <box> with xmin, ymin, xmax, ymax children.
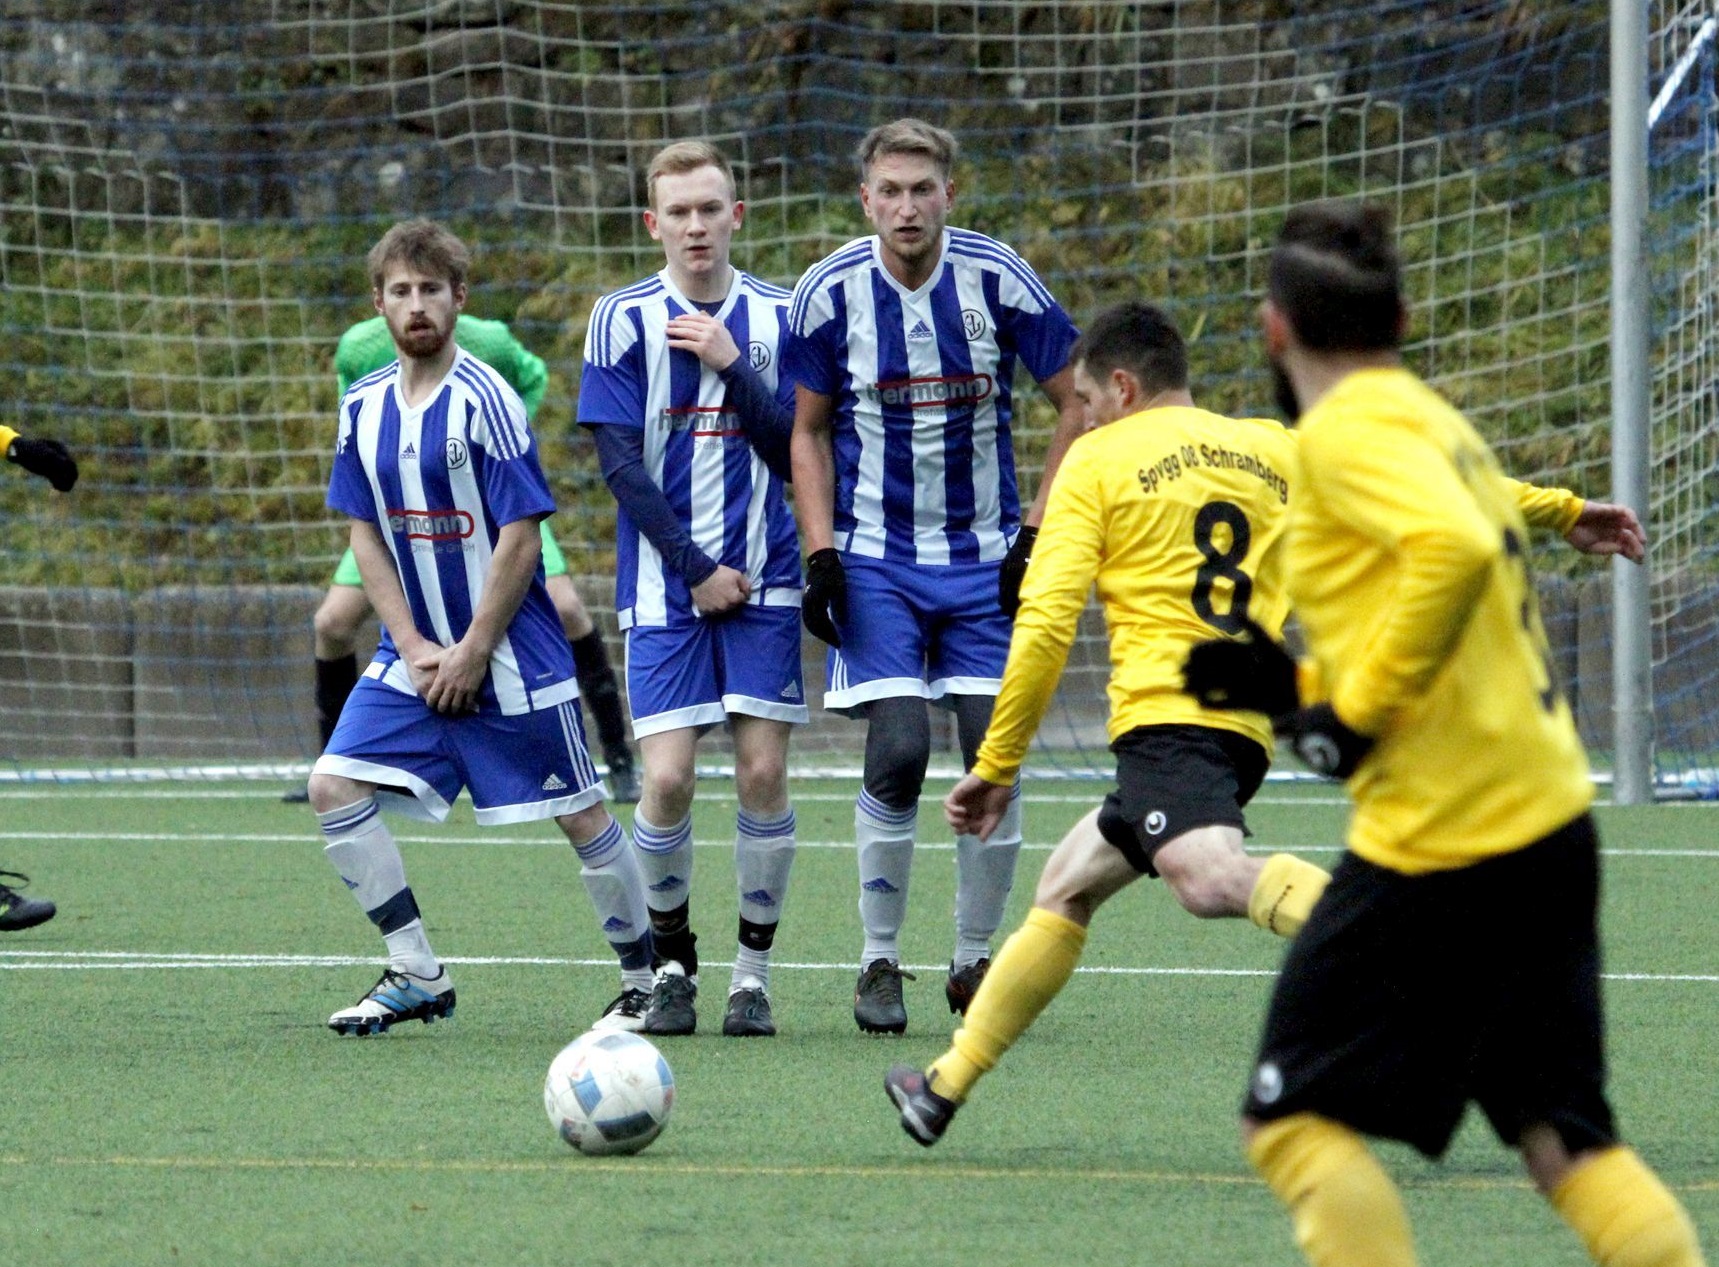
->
<box><xmin>883</xmin><ymin>297</ymin><xmax>1644</xmax><ymax>1148</ymax></box>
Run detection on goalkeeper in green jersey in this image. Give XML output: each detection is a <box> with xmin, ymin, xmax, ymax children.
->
<box><xmin>0</xmin><ymin>423</ymin><xmax>77</xmax><ymax>930</ymax></box>
<box><xmin>286</xmin><ymin>314</ymin><xmax>640</xmax><ymax>804</ymax></box>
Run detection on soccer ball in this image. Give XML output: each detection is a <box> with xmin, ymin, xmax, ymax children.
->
<box><xmin>543</xmin><ymin>1030</ymin><xmax>675</xmax><ymax>1156</ymax></box>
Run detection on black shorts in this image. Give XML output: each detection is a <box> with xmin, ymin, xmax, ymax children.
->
<box><xmin>1244</xmin><ymin>813</ymin><xmax>1616</xmax><ymax>1159</ymax></box>
<box><xmin>1094</xmin><ymin>724</ymin><xmax>1269</xmax><ymax>876</ymax></box>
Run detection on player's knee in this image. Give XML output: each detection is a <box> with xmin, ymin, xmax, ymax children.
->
<box><xmin>1032</xmin><ymin>870</ymin><xmax>1097</xmax><ymax>925</ymax></box>
<box><xmin>307</xmin><ymin>772</ymin><xmax>363</xmax><ymax>816</ymax></box>
<box><xmin>313</xmin><ymin>595</ymin><xmax>363</xmax><ymax>654</ymax></box>
<box><xmin>861</xmin><ymin>728</ymin><xmax>930</xmax><ymax>808</ymax></box>
<box><xmin>733</xmin><ymin>748</ymin><xmax>788</xmax><ymax>809</ymax></box>
<box><xmin>641</xmin><ymin>761</ymin><xmax>696</xmax><ymax>821</ymax></box>
<box><xmin>863</xmin><ymin>762</ymin><xmax>924</xmax><ymax>810</ymax></box>
<box><xmin>553</xmin><ymin>592</ymin><xmax>593</xmax><ymax>640</ymax></box>
<box><xmin>1156</xmin><ymin>851</ymin><xmax>1235</xmax><ymax>920</ymax></box>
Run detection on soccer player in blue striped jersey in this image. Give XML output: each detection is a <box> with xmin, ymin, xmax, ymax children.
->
<box><xmin>309</xmin><ymin>219</ymin><xmax>656</xmax><ymax>1037</ymax></box>
<box><xmin>785</xmin><ymin>118</ymin><xmax>1087</xmax><ymax>1034</ymax></box>
<box><xmin>579</xmin><ymin>141</ymin><xmax>806</xmax><ymax>1038</ymax></box>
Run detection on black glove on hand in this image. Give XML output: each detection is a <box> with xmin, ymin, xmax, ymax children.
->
<box><xmin>8</xmin><ymin>436</ymin><xmax>78</xmax><ymax>492</ymax></box>
<box><xmin>997</xmin><ymin>524</ymin><xmax>1038</xmax><ymax>617</ymax></box>
<box><xmin>801</xmin><ymin>547</ymin><xmax>847</xmax><ymax>648</ymax></box>
<box><xmin>1281</xmin><ymin>703</ymin><xmax>1373</xmax><ymax>780</ymax></box>
<box><xmin>1181</xmin><ymin>616</ymin><xmax>1299</xmax><ymax>717</ymax></box>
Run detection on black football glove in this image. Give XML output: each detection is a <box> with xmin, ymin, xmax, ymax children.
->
<box><xmin>801</xmin><ymin>547</ymin><xmax>847</xmax><ymax>648</ymax></box>
<box><xmin>998</xmin><ymin>524</ymin><xmax>1038</xmax><ymax>617</ymax></box>
<box><xmin>1280</xmin><ymin>703</ymin><xmax>1374</xmax><ymax>780</ymax></box>
<box><xmin>7</xmin><ymin>436</ymin><xmax>78</xmax><ymax>492</ymax></box>
<box><xmin>1181</xmin><ymin>616</ymin><xmax>1299</xmax><ymax>717</ymax></box>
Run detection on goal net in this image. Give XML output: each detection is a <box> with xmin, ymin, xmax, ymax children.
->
<box><xmin>1</xmin><ymin>1</ymin><xmax>1713</xmax><ymax>786</ymax></box>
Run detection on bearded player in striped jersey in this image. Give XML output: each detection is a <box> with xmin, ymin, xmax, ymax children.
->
<box><xmin>287</xmin><ymin>313</ymin><xmax>638</xmax><ymax>806</ymax></box>
<box><xmin>786</xmin><ymin>118</ymin><xmax>1087</xmax><ymax>1034</ymax></box>
<box><xmin>579</xmin><ymin>141</ymin><xmax>806</xmax><ymax>1038</ymax></box>
<box><xmin>309</xmin><ymin>219</ymin><xmax>655</xmax><ymax>1036</ymax></box>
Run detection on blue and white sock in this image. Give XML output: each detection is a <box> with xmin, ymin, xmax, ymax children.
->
<box><xmin>733</xmin><ymin>806</ymin><xmax>796</xmax><ymax>992</ymax></box>
<box><xmin>856</xmin><ymin>789</ymin><xmax>916</xmax><ymax>966</ymax></box>
<box><xmin>319</xmin><ymin>797</ymin><xmax>436</xmax><ymax>977</ymax></box>
<box><xmin>953</xmin><ymin>781</ymin><xmax>1023</xmax><ymax>968</ymax></box>
<box><xmin>632</xmin><ymin>810</ymin><xmax>694</xmax><ymax>918</ymax></box>
<box><xmin>573</xmin><ymin>815</ymin><xmax>654</xmax><ymax>993</ymax></box>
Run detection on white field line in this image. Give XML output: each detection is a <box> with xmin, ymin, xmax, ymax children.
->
<box><xmin>0</xmin><ymin>949</ymin><xmax>1714</xmax><ymax>983</ymax></box>
<box><xmin>0</xmin><ymin>787</ymin><xmax>1355</xmax><ymax>807</ymax></box>
<box><xmin>1</xmin><ymin>829</ymin><xmax>1717</xmax><ymax>860</ymax></box>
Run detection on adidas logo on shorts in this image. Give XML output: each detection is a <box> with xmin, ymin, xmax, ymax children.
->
<box><xmin>541</xmin><ymin>772</ymin><xmax>568</xmax><ymax>791</ymax></box>
<box><xmin>780</xmin><ymin>681</ymin><xmax>801</xmax><ymax>701</ymax></box>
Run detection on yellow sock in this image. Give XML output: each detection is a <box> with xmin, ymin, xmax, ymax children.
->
<box><xmin>1248</xmin><ymin>853</ymin><xmax>1331</xmax><ymax>937</ymax></box>
<box><xmin>1551</xmin><ymin>1146</ymin><xmax>1706</xmax><ymax>1266</ymax></box>
<box><xmin>1247</xmin><ymin>1113</ymin><xmax>1418</xmax><ymax>1267</ymax></box>
<box><xmin>925</xmin><ymin>906</ymin><xmax>1087</xmax><ymax>1103</ymax></box>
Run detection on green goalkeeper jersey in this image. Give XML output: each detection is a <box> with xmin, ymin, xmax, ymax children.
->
<box><xmin>334</xmin><ymin>314</ymin><xmax>549</xmax><ymax>418</ymax></box>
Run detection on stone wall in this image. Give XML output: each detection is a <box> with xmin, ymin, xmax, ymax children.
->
<box><xmin>0</xmin><ymin>574</ymin><xmax>1709</xmax><ymax>767</ymax></box>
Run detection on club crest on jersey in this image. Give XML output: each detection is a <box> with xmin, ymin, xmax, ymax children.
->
<box><xmin>386</xmin><ymin>508</ymin><xmax>476</xmax><ymax>540</ymax></box>
<box><xmin>961</xmin><ymin>308</ymin><xmax>987</xmax><ymax>340</ymax></box>
<box><xmin>865</xmin><ymin>374</ymin><xmax>995</xmax><ymax>409</ymax></box>
<box><xmin>748</xmin><ymin>341</ymin><xmax>772</xmax><ymax>371</ymax></box>
<box><xmin>445</xmin><ymin>438</ymin><xmax>469</xmax><ymax>469</ymax></box>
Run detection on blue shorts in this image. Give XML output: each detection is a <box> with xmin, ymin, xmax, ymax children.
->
<box><xmin>822</xmin><ymin>555</ymin><xmax>1011</xmax><ymax>717</ymax></box>
<box><xmin>313</xmin><ymin>678</ymin><xmax>605</xmax><ymax>826</ymax></box>
<box><xmin>625</xmin><ymin>604</ymin><xmax>810</xmax><ymax>739</ymax></box>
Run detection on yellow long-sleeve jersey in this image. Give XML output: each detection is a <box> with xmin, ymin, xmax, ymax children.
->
<box><xmin>1288</xmin><ymin>367</ymin><xmax>1593</xmax><ymax>874</ymax></box>
<box><xmin>972</xmin><ymin>406</ymin><xmax>1300</xmax><ymax>784</ymax></box>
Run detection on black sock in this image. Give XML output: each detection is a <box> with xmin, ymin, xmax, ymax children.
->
<box><xmin>648</xmin><ymin>902</ymin><xmax>698</xmax><ymax>977</ymax></box>
<box><xmin>569</xmin><ymin>631</ymin><xmax>629</xmax><ymax>758</ymax></box>
<box><xmin>738</xmin><ymin>917</ymin><xmax>777</xmax><ymax>953</ymax></box>
<box><xmin>315</xmin><ymin>654</ymin><xmax>359</xmax><ymax>750</ymax></box>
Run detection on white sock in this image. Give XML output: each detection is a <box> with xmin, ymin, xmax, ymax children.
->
<box><xmin>382</xmin><ymin>921</ymin><xmax>438</xmax><ymax>979</ymax></box>
<box><xmin>632</xmin><ymin>810</ymin><xmax>694</xmax><ymax>917</ymax></box>
<box><xmin>953</xmin><ymin>782</ymin><xmax>1022</xmax><ymax>967</ymax></box>
<box><xmin>733</xmin><ymin>806</ymin><xmax>795</xmax><ymax>993</ymax></box>
<box><xmin>572</xmin><ymin>815</ymin><xmax>653</xmax><ymax>982</ymax></box>
<box><xmin>319</xmin><ymin>797</ymin><xmax>437</xmax><ymax>975</ymax></box>
<box><xmin>857</xmin><ymin>788</ymin><xmax>916</xmax><ymax>965</ymax></box>
<box><xmin>731</xmin><ymin>945</ymin><xmax>771</xmax><ymax>994</ymax></box>
<box><xmin>735</xmin><ymin>805</ymin><xmax>795</xmax><ymax>926</ymax></box>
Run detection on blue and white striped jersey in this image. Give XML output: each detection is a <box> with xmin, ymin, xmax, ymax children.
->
<box><xmin>783</xmin><ymin>227</ymin><xmax>1079</xmax><ymax>566</ymax></box>
<box><xmin>578</xmin><ymin>268</ymin><xmax>801</xmax><ymax>630</ymax></box>
<box><xmin>327</xmin><ymin>347</ymin><xmax>576</xmax><ymax>716</ymax></box>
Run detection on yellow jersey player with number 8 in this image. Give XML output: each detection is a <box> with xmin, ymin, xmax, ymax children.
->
<box><xmin>884</xmin><ymin>293</ymin><xmax>1649</xmax><ymax>1151</ymax></box>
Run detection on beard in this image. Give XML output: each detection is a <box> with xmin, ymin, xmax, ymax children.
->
<box><xmin>390</xmin><ymin>314</ymin><xmax>453</xmax><ymax>361</ymax></box>
<box><xmin>1270</xmin><ymin>358</ymin><xmax>1302</xmax><ymax>423</ymax></box>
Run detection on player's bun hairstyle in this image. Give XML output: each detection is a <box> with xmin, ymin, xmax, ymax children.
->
<box><xmin>367</xmin><ymin>219</ymin><xmax>471</xmax><ymax>292</ymax></box>
<box><xmin>856</xmin><ymin>118</ymin><xmax>958</xmax><ymax>181</ymax></box>
<box><xmin>645</xmin><ymin>140</ymin><xmax>737</xmax><ymax>208</ymax></box>
<box><xmin>1070</xmin><ymin>300</ymin><xmax>1189</xmax><ymax>395</ymax></box>
<box><xmin>1269</xmin><ymin>200</ymin><xmax>1403</xmax><ymax>352</ymax></box>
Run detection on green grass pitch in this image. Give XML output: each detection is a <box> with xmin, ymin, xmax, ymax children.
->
<box><xmin>1</xmin><ymin>779</ymin><xmax>1714</xmax><ymax>1266</ymax></box>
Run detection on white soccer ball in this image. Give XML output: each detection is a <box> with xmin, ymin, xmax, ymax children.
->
<box><xmin>543</xmin><ymin>1030</ymin><xmax>675</xmax><ymax>1156</ymax></box>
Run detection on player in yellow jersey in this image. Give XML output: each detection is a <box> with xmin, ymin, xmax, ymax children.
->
<box><xmin>1188</xmin><ymin>201</ymin><xmax>1703</xmax><ymax>1267</ymax></box>
<box><xmin>882</xmin><ymin>298</ymin><xmax>1644</xmax><ymax>1148</ymax></box>
<box><xmin>0</xmin><ymin>423</ymin><xmax>77</xmax><ymax>931</ymax></box>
